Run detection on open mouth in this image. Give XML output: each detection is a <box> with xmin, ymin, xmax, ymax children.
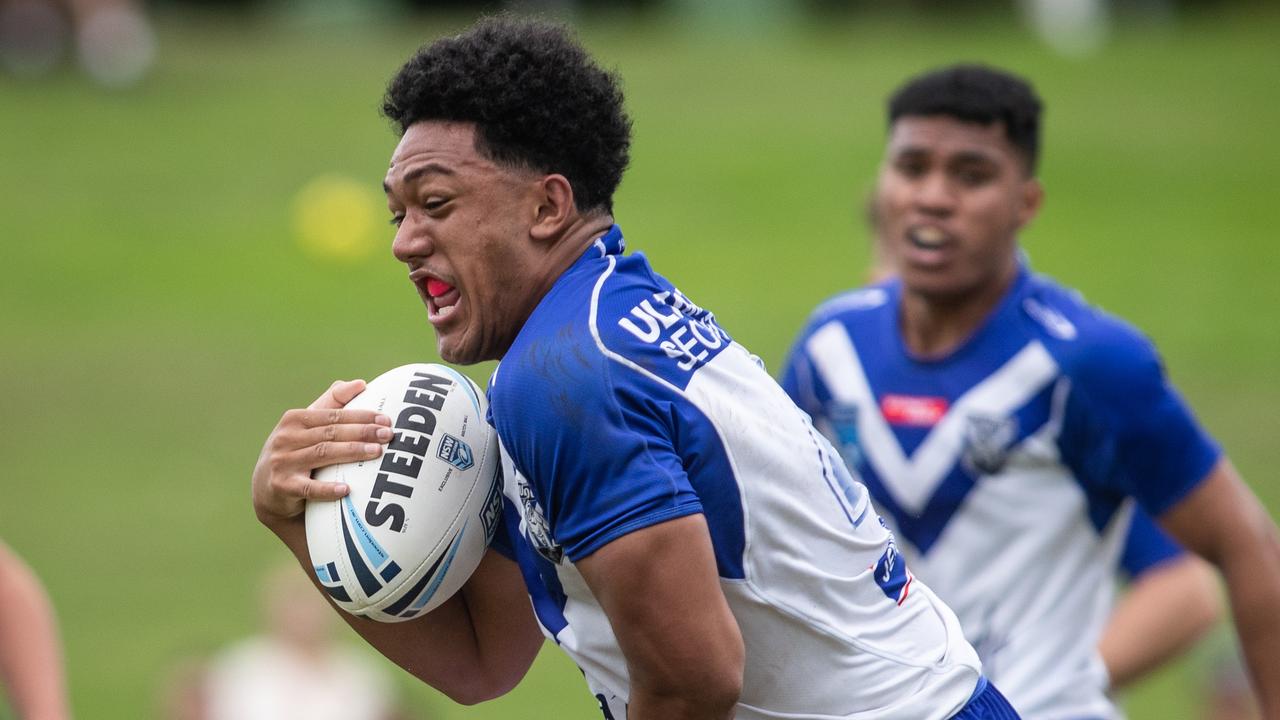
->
<box><xmin>424</xmin><ymin>277</ymin><xmax>460</xmax><ymax>321</ymax></box>
<box><xmin>907</xmin><ymin>225</ymin><xmax>950</xmax><ymax>249</ymax></box>
<box><xmin>409</xmin><ymin>268</ymin><xmax>461</xmax><ymax>323</ymax></box>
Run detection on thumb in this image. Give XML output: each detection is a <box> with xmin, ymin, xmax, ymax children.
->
<box><xmin>308</xmin><ymin>379</ymin><xmax>367</xmax><ymax>410</ymax></box>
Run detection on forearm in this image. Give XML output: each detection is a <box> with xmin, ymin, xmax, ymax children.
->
<box><xmin>1216</xmin><ymin>528</ymin><xmax>1280</xmax><ymax>718</ymax></box>
<box><xmin>627</xmin><ymin>686</ymin><xmax>738</xmax><ymax>720</ymax></box>
<box><xmin>0</xmin><ymin>545</ymin><xmax>70</xmax><ymax>720</ymax></box>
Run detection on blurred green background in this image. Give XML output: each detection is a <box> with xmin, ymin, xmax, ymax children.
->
<box><xmin>2</xmin><ymin>1</ymin><xmax>1277</xmax><ymax>718</ymax></box>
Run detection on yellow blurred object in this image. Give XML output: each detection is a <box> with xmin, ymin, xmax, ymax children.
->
<box><xmin>291</xmin><ymin>175</ymin><xmax>383</xmax><ymax>262</ymax></box>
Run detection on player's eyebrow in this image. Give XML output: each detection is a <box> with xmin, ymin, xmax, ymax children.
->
<box><xmin>889</xmin><ymin>145</ymin><xmax>934</xmax><ymax>163</ymax></box>
<box><xmin>891</xmin><ymin>146</ymin><xmax>1000</xmax><ymax>165</ymax></box>
<box><xmin>948</xmin><ymin>150</ymin><xmax>1000</xmax><ymax>166</ymax></box>
<box><xmin>383</xmin><ymin>162</ymin><xmax>456</xmax><ymax>195</ymax></box>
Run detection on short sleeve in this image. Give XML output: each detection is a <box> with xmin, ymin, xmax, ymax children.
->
<box><xmin>1061</xmin><ymin>326</ymin><xmax>1222</xmax><ymax>517</ymax></box>
<box><xmin>1119</xmin><ymin>506</ymin><xmax>1184</xmax><ymax>579</ymax></box>
<box><xmin>491</xmin><ymin>351</ymin><xmax>703</xmax><ymax>563</ymax></box>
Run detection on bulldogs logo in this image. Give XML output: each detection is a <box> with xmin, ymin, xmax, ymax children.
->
<box><xmin>962</xmin><ymin>414</ymin><xmax>1019</xmax><ymax>475</ymax></box>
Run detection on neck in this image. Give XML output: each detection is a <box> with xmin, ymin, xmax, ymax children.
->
<box><xmin>498</xmin><ymin>214</ymin><xmax>616</xmax><ymax>360</ymax></box>
<box><xmin>537</xmin><ymin>214</ymin><xmax>615</xmax><ymax>292</ymax></box>
<box><xmin>899</xmin><ymin>262</ymin><xmax>1018</xmax><ymax>358</ymax></box>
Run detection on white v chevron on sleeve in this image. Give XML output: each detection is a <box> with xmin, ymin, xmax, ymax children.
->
<box><xmin>805</xmin><ymin>321</ymin><xmax>1061</xmax><ymax>516</ymax></box>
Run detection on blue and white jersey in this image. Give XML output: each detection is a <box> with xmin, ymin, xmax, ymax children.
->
<box><xmin>781</xmin><ymin>267</ymin><xmax>1221</xmax><ymax>720</ymax></box>
<box><xmin>488</xmin><ymin>226</ymin><xmax>982</xmax><ymax>720</ymax></box>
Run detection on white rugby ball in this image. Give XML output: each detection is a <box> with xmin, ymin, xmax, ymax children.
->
<box><xmin>304</xmin><ymin>363</ymin><xmax>503</xmax><ymax>623</ymax></box>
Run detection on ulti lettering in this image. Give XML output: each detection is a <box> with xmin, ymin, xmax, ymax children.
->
<box><xmin>364</xmin><ymin>372</ymin><xmax>452</xmax><ymax>532</ymax></box>
<box><xmin>617</xmin><ymin>291</ymin><xmax>728</xmax><ymax>371</ymax></box>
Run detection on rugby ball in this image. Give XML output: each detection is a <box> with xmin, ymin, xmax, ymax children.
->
<box><xmin>304</xmin><ymin>363</ymin><xmax>503</xmax><ymax>623</ymax></box>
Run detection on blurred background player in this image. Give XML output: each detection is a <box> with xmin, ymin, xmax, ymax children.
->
<box><xmin>156</xmin><ymin>656</ymin><xmax>210</xmax><ymax>720</ymax></box>
<box><xmin>0</xmin><ymin>540</ymin><xmax>71</xmax><ymax>720</ymax></box>
<box><xmin>781</xmin><ymin>64</ymin><xmax>1280</xmax><ymax>719</ymax></box>
<box><xmin>199</xmin><ymin>563</ymin><xmax>406</xmax><ymax>720</ymax></box>
<box><xmin>0</xmin><ymin>0</ymin><xmax>154</xmax><ymax>86</ymax></box>
<box><xmin>865</xmin><ymin>183</ymin><xmax>1225</xmax><ymax>693</ymax></box>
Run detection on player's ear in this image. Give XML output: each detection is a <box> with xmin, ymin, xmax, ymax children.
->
<box><xmin>1016</xmin><ymin>177</ymin><xmax>1044</xmax><ymax>230</ymax></box>
<box><xmin>530</xmin><ymin>174</ymin><xmax>575</xmax><ymax>242</ymax></box>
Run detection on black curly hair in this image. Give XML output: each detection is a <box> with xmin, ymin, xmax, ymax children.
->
<box><xmin>382</xmin><ymin>16</ymin><xmax>632</xmax><ymax>214</ymax></box>
<box><xmin>888</xmin><ymin>64</ymin><xmax>1043</xmax><ymax>173</ymax></box>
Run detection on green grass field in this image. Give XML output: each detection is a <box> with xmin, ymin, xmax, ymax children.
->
<box><xmin>1</xmin><ymin>4</ymin><xmax>1278</xmax><ymax>718</ymax></box>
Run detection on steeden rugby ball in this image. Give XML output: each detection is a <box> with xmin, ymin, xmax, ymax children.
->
<box><xmin>304</xmin><ymin>363</ymin><xmax>503</xmax><ymax>622</ymax></box>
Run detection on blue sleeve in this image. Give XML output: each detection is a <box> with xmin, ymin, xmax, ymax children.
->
<box><xmin>492</xmin><ymin>347</ymin><xmax>703</xmax><ymax>563</ymax></box>
<box><xmin>1120</xmin><ymin>507</ymin><xmax>1185</xmax><ymax>579</ymax></box>
<box><xmin>779</xmin><ymin>339</ymin><xmax>813</xmax><ymax>413</ymax></box>
<box><xmin>779</xmin><ymin>326</ymin><xmax>830</xmax><ymax>421</ymax></box>
<box><xmin>1060</xmin><ymin>325</ymin><xmax>1222</xmax><ymax>517</ymax></box>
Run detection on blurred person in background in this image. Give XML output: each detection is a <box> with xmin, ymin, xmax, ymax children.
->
<box><xmin>0</xmin><ymin>540</ymin><xmax>71</xmax><ymax>720</ymax></box>
<box><xmin>157</xmin><ymin>656</ymin><xmax>210</xmax><ymax>720</ymax></box>
<box><xmin>202</xmin><ymin>563</ymin><xmax>406</xmax><ymax>720</ymax></box>
<box><xmin>866</xmin><ymin>182</ymin><xmax>1224</xmax><ymax>692</ymax></box>
<box><xmin>0</xmin><ymin>0</ymin><xmax>154</xmax><ymax>86</ymax></box>
<box><xmin>781</xmin><ymin>64</ymin><xmax>1280</xmax><ymax>719</ymax></box>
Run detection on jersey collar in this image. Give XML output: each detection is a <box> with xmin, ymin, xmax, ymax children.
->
<box><xmin>591</xmin><ymin>224</ymin><xmax>625</xmax><ymax>257</ymax></box>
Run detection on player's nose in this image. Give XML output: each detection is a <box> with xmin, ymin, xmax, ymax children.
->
<box><xmin>391</xmin><ymin>218</ymin><xmax>433</xmax><ymax>262</ymax></box>
<box><xmin>911</xmin><ymin>172</ymin><xmax>956</xmax><ymax>215</ymax></box>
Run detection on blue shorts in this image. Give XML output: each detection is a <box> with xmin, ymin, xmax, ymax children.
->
<box><xmin>951</xmin><ymin>677</ymin><xmax>1021</xmax><ymax>719</ymax></box>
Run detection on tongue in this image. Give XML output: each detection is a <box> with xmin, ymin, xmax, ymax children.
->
<box><xmin>426</xmin><ymin>278</ymin><xmax>455</xmax><ymax>297</ymax></box>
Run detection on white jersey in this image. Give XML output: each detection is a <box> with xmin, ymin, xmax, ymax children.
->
<box><xmin>488</xmin><ymin>226</ymin><xmax>983</xmax><ymax>720</ymax></box>
<box><xmin>781</xmin><ymin>270</ymin><xmax>1220</xmax><ymax>720</ymax></box>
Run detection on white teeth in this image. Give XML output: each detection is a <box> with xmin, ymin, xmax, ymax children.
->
<box><xmin>434</xmin><ymin>303</ymin><xmax>456</xmax><ymax>319</ymax></box>
<box><xmin>911</xmin><ymin>226</ymin><xmax>947</xmax><ymax>248</ymax></box>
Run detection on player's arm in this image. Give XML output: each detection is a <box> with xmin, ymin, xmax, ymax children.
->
<box><xmin>0</xmin><ymin>541</ymin><xmax>71</xmax><ymax>720</ymax></box>
<box><xmin>251</xmin><ymin>380</ymin><xmax>544</xmax><ymax>705</ymax></box>
<box><xmin>1160</xmin><ymin>459</ymin><xmax>1280</xmax><ymax>717</ymax></box>
<box><xmin>1099</xmin><ymin>553</ymin><xmax>1220</xmax><ymax>689</ymax></box>
<box><xmin>576</xmin><ymin>514</ymin><xmax>744</xmax><ymax>720</ymax></box>
<box><xmin>1065</xmin><ymin>325</ymin><xmax>1278</xmax><ymax>712</ymax></box>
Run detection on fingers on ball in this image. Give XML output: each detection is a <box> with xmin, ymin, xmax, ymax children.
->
<box><xmin>306</xmin><ymin>440</ymin><xmax>382</xmax><ymax>465</ymax></box>
<box><xmin>298</xmin><ymin>477</ymin><xmax>347</xmax><ymax>501</ymax></box>
<box><xmin>291</xmin><ymin>408</ymin><xmax>384</xmax><ymax>429</ymax></box>
<box><xmin>304</xmin><ymin>423</ymin><xmax>391</xmax><ymax>445</ymax></box>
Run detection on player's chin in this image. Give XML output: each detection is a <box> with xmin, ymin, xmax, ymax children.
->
<box><xmin>436</xmin><ymin>333</ymin><xmax>483</xmax><ymax>366</ymax></box>
<box><xmin>900</xmin><ymin>269</ymin><xmax>971</xmax><ymax>301</ymax></box>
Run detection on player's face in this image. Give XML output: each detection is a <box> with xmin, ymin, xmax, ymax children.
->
<box><xmin>384</xmin><ymin>121</ymin><xmax>549</xmax><ymax>364</ymax></box>
<box><xmin>875</xmin><ymin>115</ymin><xmax>1042</xmax><ymax>303</ymax></box>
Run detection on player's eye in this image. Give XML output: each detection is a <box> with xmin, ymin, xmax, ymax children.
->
<box><xmin>894</xmin><ymin>158</ymin><xmax>927</xmax><ymax>178</ymax></box>
<box><xmin>954</xmin><ymin>167</ymin><xmax>995</xmax><ymax>186</ymax></box>
<box><xmin>424</xmin><ymin>197</ymin><xmax>449</xmax><ymax>213</ymax></box>
<box><xmin>389</xmin><ymin>214</ymin><xmax>404</xmax><ymax>227</ymax></box>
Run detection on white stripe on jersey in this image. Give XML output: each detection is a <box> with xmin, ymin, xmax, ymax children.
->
<box><xmin>805</xmin><ymin>322</ymin><xmax>1059</xmax><ymax>515</ymax></box>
